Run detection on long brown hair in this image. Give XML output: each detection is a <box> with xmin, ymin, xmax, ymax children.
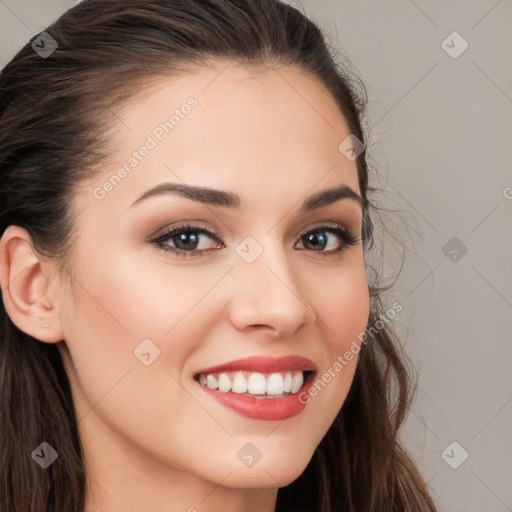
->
<box><xmin>0</xmin><ymin>1</ymin><xmax>438</xmax><ymax>510</ymax></box>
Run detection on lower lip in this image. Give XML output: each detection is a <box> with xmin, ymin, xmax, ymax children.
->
<box><xmin>196</xmin><ymin>373</ymin><xmax>314</xmax><ymax>421</ymax></box>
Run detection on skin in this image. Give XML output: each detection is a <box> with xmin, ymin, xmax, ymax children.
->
<box><xmin>0</xmin><ymin>61</ymin><xmax>370</xmax><ymax>512</ymax></box>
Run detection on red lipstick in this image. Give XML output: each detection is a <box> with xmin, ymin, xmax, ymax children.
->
<box><xmin>194</xmin><ymin>355</ymin><xmax>317</xmax><ymax>421</ymax></box>
<box><xmin>194</xmin><ymin>355</ymin><xmax>317</xmax><ymax>375</ymax></box>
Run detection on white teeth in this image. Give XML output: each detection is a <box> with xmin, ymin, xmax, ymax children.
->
<box><xmin>283</xmin><ymin>372</ymin><xmax>292</xmax><ymax>392</ymax></box>
<box><xmin>232</xmin><ymin>372</ymin><xmax>248</xmax><ymax>394</ymax></box>
<box><xmin>197</xmin><ymin>370</ymin><xmax>308</xmax><ymax>396</ymax></box>
<box><xmin>247</xmin><ymin>372</ymin><xmax>267</xmax><ymax>394</ymax></box>
<box><xmin>206</xmin><ymin>374</ymin><xmax>218</xmax><ymax>390</ymax></box>
<box><xmin>266</xmin><ymin>373</ymin><xmax>284</xmax><ymax>395</ymax></box>
<box><xmin>218</xmin><ymin>373</ymin><xmax>231</xmax><ymax>393</ymax></box>
<box><xmin>291</xmin><ymin>372</ymin><xmax>304</xmax><ymax>393</ymax></box>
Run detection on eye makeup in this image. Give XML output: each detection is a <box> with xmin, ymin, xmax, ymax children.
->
<box><xmin>149</xmin><ymin>221</ymin><xmax>360</xmax><ymax>259</ymax></box>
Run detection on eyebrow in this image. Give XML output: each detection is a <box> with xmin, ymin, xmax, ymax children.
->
<box><xmin>129</xmin><ymin>181</ymin><xmax>365</xmax><ymax>212</ymax></box>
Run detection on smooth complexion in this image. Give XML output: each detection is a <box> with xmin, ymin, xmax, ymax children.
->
<box><xmin>0</xmin><ymin>61</ymin><xmax>370</xmax><ymax>512</ymax></box>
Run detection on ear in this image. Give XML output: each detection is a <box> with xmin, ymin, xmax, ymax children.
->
<box><xmin>0</xmin><ymin>225</ymin><xmax>65</xmax><ymax>343</ymax></box>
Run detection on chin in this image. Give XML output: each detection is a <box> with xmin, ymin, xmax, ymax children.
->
<box><xmin>221</xmin><ymin>450</ymin><xmax>313</xmax><ymax>489</ymax></box>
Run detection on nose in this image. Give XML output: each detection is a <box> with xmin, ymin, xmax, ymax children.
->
<box><xmin>227</xmin><ymin>242</ymin><xmax>316</xmax><ymax>339</ymax></box>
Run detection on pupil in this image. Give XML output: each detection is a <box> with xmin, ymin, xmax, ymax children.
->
<box><xmin>306</xmin><ymin>232</ymin><xmax>326</xmax><ymax>250</ymax></box>
<box><xmin>175</xmin><ymin>232</ymin><xmax>199</xmax><ymax>250</ymax></box>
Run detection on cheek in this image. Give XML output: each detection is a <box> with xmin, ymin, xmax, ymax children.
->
<box><xmin>60</xmin><ymin>249</ymin><xmax>225</xmax><ymax>414</ymax></box>
<box><xmin>66</xmin><ymin>245</ymin><xmax>216</xmax><ymax>341</ymax></box>
<box><xmin>301</xmin><ymin>262</ymin><xmax>369</xmax><ymax>436</ymax></box>
<box><xmin>59</xmin><ymin>258</ymin><xmax>208</xmax><ymax>465</ymax></box>
<box><xmin>314</xmin><ymin>263</ymin><xmax>370</xmax><ymax>352</ymax></box>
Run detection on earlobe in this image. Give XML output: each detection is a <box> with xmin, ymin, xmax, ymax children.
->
<box><xmin>0</xmin><ymin>225</ymin><xmax>65</xmax><ymax>343</ymax></box>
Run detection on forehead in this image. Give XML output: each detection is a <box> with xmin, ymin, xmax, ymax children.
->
<box><xmin>80</xmin><ymin>61</ymin><xmax>361</xmax><ymax>216</ymax></box>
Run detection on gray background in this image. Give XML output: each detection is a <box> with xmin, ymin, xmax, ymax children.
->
<box><xmin>1</xmin><ymin>1</ymin><xmax>511</xmax><ymax>510</ymax></box>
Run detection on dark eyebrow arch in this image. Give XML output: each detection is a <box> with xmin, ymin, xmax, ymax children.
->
<box><xmin>129</xmin><ymin>182</ymin><xmax>365</xmax><ymax>212</ymax></box>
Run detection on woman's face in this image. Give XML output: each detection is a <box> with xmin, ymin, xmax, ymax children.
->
<box><xmin>57</xmin><ymin>62</ymin><xmax>370</xmax><ymax>493</ymax></box>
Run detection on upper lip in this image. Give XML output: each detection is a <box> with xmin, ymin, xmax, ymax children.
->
<box><xmin>194</xmin><ymin>355</ymin><xmax>317</xmax><ymax>375</ymax></box>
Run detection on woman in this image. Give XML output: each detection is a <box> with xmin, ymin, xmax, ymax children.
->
<box><xmin>0</xmin><ymin>1</ymin><xmax>438</xmax><ymax>511</ymax></box>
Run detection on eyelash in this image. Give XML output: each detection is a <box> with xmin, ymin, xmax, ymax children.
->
<box><xmin>150</xmin><ymin>222</ymin><xmax>360</xmax><ymax>259</ymax></box>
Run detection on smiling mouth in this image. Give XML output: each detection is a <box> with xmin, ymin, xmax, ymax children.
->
<box><xmin>193</xmin><ymin>370</ymin><xmax>315</xmax><ymax>398</ymax></box>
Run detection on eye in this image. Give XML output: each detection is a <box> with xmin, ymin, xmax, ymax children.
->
<box><xmin>150</xmin><ymin>222</ymin><xmax>360</xmax><ymax>258</ymax></box>
<box><xmin>150</xmin><ymin>223</ymin><xmax>222</xmax><ymax>258</ymax></box>
<box><xmin>294</xmin><ymin>223</ymin><xmax>360</xmax><ymax>258</ymax></box>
